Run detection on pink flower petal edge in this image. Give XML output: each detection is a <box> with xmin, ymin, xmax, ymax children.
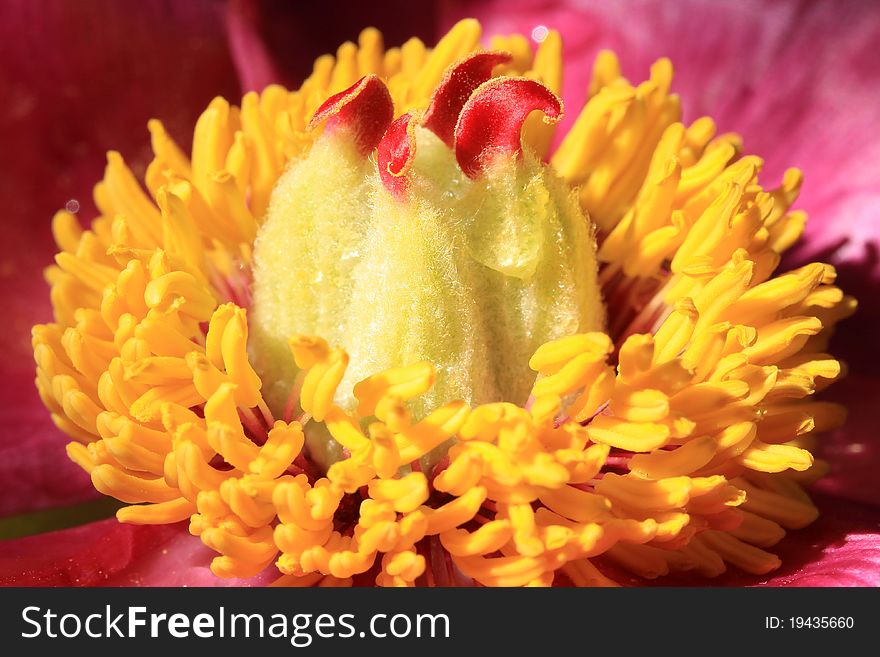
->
<box><xmin>0</xmin><ymin>519</ymin><xmax>277</xmax><ymax>587</ymax></box>
<box><xmin>224</xmin><ymin>0</ymin><xmax>284</xmax><ymax>92</ymax></box>
<box><xmin>0</xmin><ymin>0</ymin><xmax>241</xmax><ymax>516</ymax></box>
<box><xmin>735</xmin><ymin>494</ymin><xmax>880</xmax><ymax>587</ymax></box>
<box><xmin>813</xmin><ymin>375</ymin><xmax>880</xmax><ymax>507</ymax></box>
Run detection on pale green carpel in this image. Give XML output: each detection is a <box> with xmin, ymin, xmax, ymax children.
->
<box><xmin>250</xmin><ymin>124</ymin><xmax>604</xmax><ymax>471</ymax></box>
<box><xmin>250</xmin><ymin>134</ymin><xmax>374</xmax><ymax>414</ymax></box>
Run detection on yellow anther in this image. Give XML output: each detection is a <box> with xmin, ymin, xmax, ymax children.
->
<box><xmin>529</xmin><ymin>333</ymin><xmax>613</xmax><ymax>374</ymax></box>
<box><xmin>327</xmin><ymin>458</ymin><xmax>375</xmax><ymax>494</ymax></box>
<box><xmin>357</xmin><ymin>521</ymin><xmax>400</xmax><ymax>554</ymax></box>
<box><xmin>250</xmin><ymin>421</ymin><xmax>304</xmax><ymax>478</ymax></box>
<box><xmin>382</xmin><ymin>550</ymin><xmax>426</xmax><ymax>583</ymax></box>
<box><xmin>440</xmin><ymin>520</ymin><xmax>514</xmax><ymax>557</ymax></box>
<box><xmin>459</xmin><ymin>403</ymin><xmax>530</xmax><ymax>441</ymax></box>
<box><xmin>423</xmin><ymin>486</ymin><xmax>488</xmax><ymax>535</ymax></box>
<box><xmin>369</xmin><ymin>423</ymin><xmax>402</xmax><ymax>479</ymax></box>
<box><xmin>530</xmin><ymin>394</ymin><xmax>562</xmax><ymax>427</ymax></box>
<box><xmin>289</xmin><ymin>335</ymin><xmax>331</xmax><ymax>370</ymax></box>
<box><xmin>367</xmin><ymin>473</ymin><xmax>429</xmax><ymax>513</ymax></box>
<box><xmin>595</xmin><ymin>474</ymin><xmax>692</xmax><ymax>512</ymax></box>
<box><xmin>90</xmin><ymin>464</ymin><xmax>179</xmax><ymax>504</ymax></box>
<box><xmin>116</xmin><ymin>498</ymin><xmax>196</xmax><ymax>525</ymax></box>
<box><xmin>433</xmin><ymin>450</ymin><xmax>483</xmax><ymax>496</ymax></box>
<box><xmin>555</xmin><ymin>443</ymin><xmax>609</xmax><ymax>484</ymax></box>
<box><xmin>397</xmin><ymin>400</ymin><xmax>470</xmax><ymax>463</ymax></box>
<box><xmin>324</xmin><ymin>406</ymin><xmax>371</xmax><ymax>452</ymax></box>
<box><xmin>298</xmin><ymin>347</ymin><xmax>349</xmax><ymax>422</ymax></box>
<box><xmin>455</xmin><ymin>554</ymin><xmax>550</xmax><ymax>588</ymax></box>
<box><xmin>738</xmin><ymin>441</ymin><xmax>813</xmax><ymax>473</ymax></box>
<box><xmin>186</xmin><ymin>351</ymin><xmax>227</xmax><ymax>401</ymax></box>
<box><xmin>539</xmin><ymin>486</ymin><xmax>613</xmax><ymax>524</ymax></box>
<box><xmin>586</xmin><ymin>415</ymin><xmax>671</xmax><ymax>452</ymax></box>
<box><xmin>274</xmin><ymin>477</ymin><xmax>340</xmax><ymax>531</ymax></box>
<box><xmin>204</xmin><ymin>382</ymin><xmax>243</xmax><ymax>432</ymax></box>
<box><xmin>629</xmin><ymin>435</ymin><xmax>717</xmax><ymax>479</ymax></box>
<box><xmin>353</xmin><ymin>361</ymin><xmax>436</xmax><ymax>418</ymax></box>
<box><xmin>144</xmin><ymin>271</ymin><xmax>217</xmax><ymax>321</ymax></box>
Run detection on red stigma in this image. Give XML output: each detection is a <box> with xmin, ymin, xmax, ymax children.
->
<box><xmin>454</xmin><ymin>77</ymin><xmax>562</xmax><ymax>179</ymax></box>
<box><xmin>377</xmin><ymin>112</ymin><xmax>418</xmax><ymax>200</ymax></box>
<box><xmin>309</xmin><ymin>75</ymin><xmax>394</xmax><ymax>155</ymax></box>
<box><xmin>422</xmin><ymin>51</ymin><xmax>513</xmax><ymax>149</ymax></box>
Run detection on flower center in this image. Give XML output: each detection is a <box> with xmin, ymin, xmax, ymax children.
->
<box><xmin>30</xmin><ymin>19</ymin><xmax>853</xmax><ymax>587</ymax></box>
<box><xmin>250</xmin><ymin>62</ymin><xmax>605</xmax><ymax>470</ymax></box>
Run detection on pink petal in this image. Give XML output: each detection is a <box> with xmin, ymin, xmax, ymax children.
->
<box><xmin>440</xmin><ymin>0</ymin><xmax>805</xmax><ymax>156</ymax></box>
<box><xmin>226</xmin><ymin>0</ymin><xmax>442</xmax><ymax>89</ymax></box>
<box><xmin>3</xmin><ymin>1</ymin><xmax>875</xmax><ymax>590</ymax></box>
<box><xmin>225</xmin><ymin>0</ymin><xmax>284</xmax><ymax>92</ymax></box>
<box><xmin>0</xmin><ymin>519</ymin><xmax>277</xmax><ymax>587</ymax></box>
<box><xmin>0</xmin><ymin>376</ymin><xmax>97</xmax><ymax>516</ymax></box>
<box><xmin>0</xmin><ymin>0</ymin><xmax>241</xmax><ymax>516</ymax></box>
<box><xmin>814</xmin><ymin>374</ymin><xmax>880</xmax><ymax>507</ymax></box>
<box><xmin>755</xmin><ymin>496</ymin><xmax>880</xmax><ymax>587</ymax></box>
<box><xmin>0</xmin><ymin>519</ymin><xmax>181</xmax><ymax>586</ymax></box>
<box><xmin>102</xmin><ymin>524</ymin><xmax>279</xmax><ymax>587</ymax></box>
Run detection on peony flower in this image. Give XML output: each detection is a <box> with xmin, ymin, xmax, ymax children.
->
<box><xmin>1</xmin><ymin>0</ymin><xmax>877</xmax><ymax>587</ymax></box>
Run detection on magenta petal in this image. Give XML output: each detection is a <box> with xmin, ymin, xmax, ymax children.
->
<box><xmin>756</xmin><ymin>496</ymin><xmax>880</xmax><ymax>587</ymax></box>
<box><xmin>0</xmin><ymin>519</ymin><xmax>277</xmax><ymax>587</ymax></box>
<box><xmin>0</xmin><ymin>519</ymin><xmax>182</xmax><ymax>586</ymax></box>
<box><xmin>707</xmin><ymin>2</ymin><xmax>880</xmax><ymax>380</ymax></box>
<box><xmin>232</xmin><ymin>1</ymin><xmax>441</xmax><ymax>88</ymax></box>
<box><xmin>440</xmin><ymin>0</ymin><xmax>804</xmax><ymax>153</ymax></box>
<box><xmin>102</xmin><ymin>529</ymin><xmax>279</xmax><ymax>588</ymax></box>
<box><xmin>225</xmin><ymin>0</ymin><xmax>284</xmax><ymax>92</ymax></box>
<box><xmin>0</xmin><ymin>0</ymin><xmax>241</xmax><ymax>516</ymax></box>
<box><xmin>814</xmin><ymin>374</ymin><xmax>880</xmax><ymax>507</ymax></box>
<box><xmin>0</xmin><ymin>374</ymin><xmax>97</xmax><ymax>517</ymax></box>
<box><xmin>589</xmin><ymin>495</ymin><xmax>880</xmax><ymax>587</ymax></box>
<box><xmin>713</xmin><ymin>1</ymin><xmax>880</xmax><ymax>273</ymax></box>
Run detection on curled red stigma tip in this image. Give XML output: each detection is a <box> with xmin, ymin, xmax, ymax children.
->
<box><xmin>377</xmin><ymin>112</ymin><xmax>418</xmax><ymax>200</ymax></box>
<box><xmin>309</xmin><ymin>75</ymin><xmax>394</xmax><ymax>155</ymax></box>
<box><xmin>454</xmin><ymin>77</ymin><xmax>562</xmax><ymax>179</ymax></box>
<box><xmin>422</xmin><ymin>51</ymin><xmax>513</xmax><ymax>149</ymax></box>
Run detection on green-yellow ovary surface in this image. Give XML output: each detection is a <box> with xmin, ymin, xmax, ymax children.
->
<box><xmin>250</xmin><ymin>134</ymin><xmax>373</xmax><ymax>411</ymax></box>
<box><xmin>250</xmin><ymin>125</ymin><xmax>605</xmax><ymax>470</ymax></box>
